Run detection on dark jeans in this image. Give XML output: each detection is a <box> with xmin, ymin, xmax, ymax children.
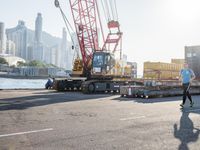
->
<box><xmin>182</xmin><ymin>83</ymin><xmax>193</xmax><ymax>105</ymax></box>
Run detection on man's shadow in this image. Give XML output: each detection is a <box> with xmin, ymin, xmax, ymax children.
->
<box><xmin>174</xmin><ymin>109</ymin><xmax>200</xmax><ymax>150</ymax></box>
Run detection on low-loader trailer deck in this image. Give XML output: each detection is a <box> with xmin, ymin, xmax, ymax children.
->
<box><xmin>120</xmin><ymin>81</ymin><xmax>200</xmax><ymax>98</ymax></box>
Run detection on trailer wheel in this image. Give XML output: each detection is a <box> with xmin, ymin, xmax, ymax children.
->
<box><xmin>58</xmin><ymin>81</ymin><xmax>65</xmax><ymax>91</ymax></box>
<box><xmin>88</xmin><ymin>83</ymin><xmax>95</xmax><ymax>93</ymax></box>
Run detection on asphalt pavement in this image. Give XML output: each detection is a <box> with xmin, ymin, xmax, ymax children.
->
<box><xmin>0</xmin><ymin>90</ymin><xmax>200</xmax><ymax>150</ymax></box>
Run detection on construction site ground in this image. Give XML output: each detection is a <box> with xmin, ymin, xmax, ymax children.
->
<box><xmin>0</xmin><ymin>90</ymin><xmax>200</xmax><ymax>150</ymax></box>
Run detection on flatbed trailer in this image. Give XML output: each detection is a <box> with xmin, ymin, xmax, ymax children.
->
<box><xmin>53</xmin><ymin>77</ymin><xmax>143</xmax><ymax>94</ymax></box>
<box><xmin>120</xmin><ymin>84</ymin><xmax>200</xmax><ymax>98</ymax></box>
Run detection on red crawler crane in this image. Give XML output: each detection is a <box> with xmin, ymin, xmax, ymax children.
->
<box><xmin>54</xmin><ymin>0</ymin><xmax>131</xmax><ymax>93</ymax></box>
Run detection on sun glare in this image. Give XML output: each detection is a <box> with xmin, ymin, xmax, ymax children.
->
<box><xmin>169</xmin><ymin>0</ymin><xmax>200</xmax><ymax>21</ymax></box>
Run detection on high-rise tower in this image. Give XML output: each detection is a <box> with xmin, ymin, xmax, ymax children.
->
<box><xmin>33</xmin><ymin>13</ymin><xmax>43</xmax><ymax>61</ymax></box>
<box><xmin>35</xmin><ymin>13</ymin><xmax>42</xmax><ymax>43</ymax></box>
<box><xmin>0</xmin><ymin>22</ymin><xmax>4</xmax><ymax>54</ymax></box>
<box><xmin>6</xmin><ymin>21</ymin><xmax>28</xmax><ymax>59</ymax></box>
<box><xmin>59</xmin><ymin>28</ymin><xmax>67</xmax><ymax>68</ymax></box>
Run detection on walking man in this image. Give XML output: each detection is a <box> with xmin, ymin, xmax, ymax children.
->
<box><xmin>179</xmin><ymin>63</ymin><xmax>195</xmax><ymax>107</ymax></box>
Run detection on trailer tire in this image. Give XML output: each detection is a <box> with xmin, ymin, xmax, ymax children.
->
<box><xmin>88</xmin><ymin>83</ymin><xmax>95</xmax><ymax>93</ymax></box>
<box><xmin>58</xmin><ymin>81</ymin><xmax>65</xmax><ymax>91</ymax></box>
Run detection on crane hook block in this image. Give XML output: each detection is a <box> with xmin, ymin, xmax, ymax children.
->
<box><xmin>54</xmin><ymin>0</ymin><xmax>60</xmax><ymax>8</ymax></box>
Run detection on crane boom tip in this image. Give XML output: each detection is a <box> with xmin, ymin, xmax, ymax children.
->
<box><xmin>54</xmin><ymin>0</ymin><xmax>60</xmax><ymax>8</ymax></box>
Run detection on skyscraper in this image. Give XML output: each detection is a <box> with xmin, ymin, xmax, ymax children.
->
<box><xmin>0</xmin><ymin>22</ymin><xmax>4</xmax><ymax>54</ymax></box>
<box><xmin>27</xmin><ymin>45</ymin><xmax>33</xmax><ymax>60</ymax></box>
<box><xmin>60</xmin><ymin>28</ymin><xmax>67</xmax><ymax>69</ymax></box>
<box><xmin>33</xmin><ymin>13</ymin><xmax>43</xmax><ymax>61</ymax></box>
<box><xmin>51</xmin><ymin>45</ymin><xmax>59</xmax><ymax>66</ymax></box>
<box><xmin>6</xmin><ymin>40</ymin><xmax>16</xmax><ymax>55</ymax></box>
<box><xmin>6</xmin><ymin>21</ymin><xmax>28</xmax><ymax>59</ymax></box>
<box><xmin>35</xmin><ymin>13</ymin><xmax>42</xmax><ymax>43</ymax></box>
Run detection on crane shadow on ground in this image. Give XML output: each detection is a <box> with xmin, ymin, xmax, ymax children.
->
<box><xmin>0</xmin><ymin>90</ymin><xmax>113</xmax><ymax>111</ymax></box>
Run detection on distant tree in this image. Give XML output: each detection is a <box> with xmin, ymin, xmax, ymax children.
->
<box><xmin>17</xmin><ymin>60</ymin><xmax>59</xmax><ymax>68</ymax></box>
<box><xmin>28</xmin><ymin>60</ymin><xmax>38</xmax><ymax>66</ymax></box>
<box><xmin>0</xmin><ymin>57</ymin><xmax>8</xmax><ymax>65</ymax></box>
<box><xmin>10</xmin><ymin>65</ymin><xmax>16</xmax><ymax>68</ymax></box>
<box><xmin>29</xmin><ymin>60</ymin><xmax>46</xmax><ymax>67</ymax></box>
<box><xmin>46</xmin><ymin>63</ymin><xmax>59</xmax><ymax>68</ymax></box>
<box><xmin>17</xmin><ymin>61</ymin><xmax>27</xmax><ymax>67</ymax></box>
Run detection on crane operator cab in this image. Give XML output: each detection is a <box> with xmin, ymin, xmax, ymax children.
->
<box><xmin>91</xmin><ymin>51</ymin><xmax>115</xmax><ymax>77</ymax></box>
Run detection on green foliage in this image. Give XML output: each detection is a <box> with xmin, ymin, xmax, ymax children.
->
<box><xmin>17</xmin><ymin>60</ymin><xmax>58</xmax><ymax>68</ymax></box>
<box><xmin>17</xmin><ymin>61</ymin><xmax>28</xmax><ymax>67</ymax></box>
<box><xmin>0</xmin><ymin>57</ymin><xmax>8</xmax><ymax>65</ymax></box>
<box><xmin>28</xmin><ymin>60</ymin><xmax>46</xmax><ymax>67</ymax></box>
<box><xmin>46</xmin><ymin>63</ymin><xmax>59</xmax><ymax>68</ymax></box>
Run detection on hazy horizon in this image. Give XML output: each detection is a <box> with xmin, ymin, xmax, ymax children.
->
<box><xmin>1</xmin><ymin>0</ymin><xmax>200</xmax><ymax>75</ymax></box>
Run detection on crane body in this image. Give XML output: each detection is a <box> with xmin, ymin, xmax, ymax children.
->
<box><xmin>53</xmin><ymin>0</ymin><xmax>136</xmax><ymax>93</ymax></box>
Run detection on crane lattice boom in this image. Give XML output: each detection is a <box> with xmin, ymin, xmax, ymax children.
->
<box><xmin>69</xmin><ymin>0</ymin><xmax>100</xmax><ymax>70</ymax></box>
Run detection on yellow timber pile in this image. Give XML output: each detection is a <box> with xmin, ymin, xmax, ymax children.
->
<box><xmin>111</xmin><ymin>60</ymin><xmax>132</xmax><ymax>77</ymax></box>
<box><xmin>171</xmin><ymin>59</ymin><xmax>185</xmax><ymax>64</ymax></box>
<box><xmin>72</xmin><ymin>58</ymin><xmax>84</xmax><ymax>75</ymax></box>
<box><xmin>143</xmin><ymin>59</ymin><xmax>184</xmax><ymax>80</ymax></box>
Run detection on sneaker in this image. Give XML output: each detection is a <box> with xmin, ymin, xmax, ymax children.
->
<box><xmin>180</xmin><ymin>103</ymin><xmax>184</xmax><ymax>107</ymax></box>
<box><xmin>190</xmin><ymin>102</ymin><xmax>194</xmax><ymax>107</ymax></box>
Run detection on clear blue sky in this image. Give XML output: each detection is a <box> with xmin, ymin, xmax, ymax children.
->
<box><xmin>1</xmin><ymin>0</ymin><xmax>200</xmax><ymax>75</ymax></box>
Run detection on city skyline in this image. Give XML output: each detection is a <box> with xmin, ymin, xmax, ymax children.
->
<box><xmin>1</xmin><ymin>13</ymin><xmax>74</xmax><ymax>70</ymax></box>
<box><xmin>1</xmin><ymin>0</ymin><xmax>200</xmax><ymax>75</ymax></box>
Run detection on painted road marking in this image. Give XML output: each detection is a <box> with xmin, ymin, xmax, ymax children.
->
<box><xmin>120</xmin><ymin>116</ymin><xmax>146</xmax><ymax>121</ymax></box>
<box><xmin>0</xmin><ymin>128</ymin><xmax>53</xmax><ymax>138</ymax></box>
<box><xmin>185</xmin><ymin>109</ymin><xmax>200</xmax><ymax>113</ymax></box>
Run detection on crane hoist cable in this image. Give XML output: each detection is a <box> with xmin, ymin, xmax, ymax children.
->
<box><xmin>95</xmin><ymin>0</ymin><xmax>105</xmax><ymax>44</ymax></box>
<box><xmin>54</xmin><ymin>0</ymin><xmax>75</xmax><ymax>46</ymax></box>
<box><xmin>99</xmin><ymin>0</ymin><xmax>109</xmax><ymax>22</ymax></box>
<box><xmin>55</xmin><ymin>0</ymin><xmax>80</xmax><ymax>61</ymax></box>
<box><xmin>102</xmin><ymin>0</ymin><xmax>118</xmax><ymax>21</ymax></box>
<box><xmin>108</xmin><ymin>0</ymin><xmax>115</xmax><ymax>20</ymax></box>
<box><xmin>114</xmin><ymin>0</ymin><xmax>119</xmax><ymax>21</ymax></box>
<box><xmin>103</xmin><ymin>0</ymin><xmax>111</xmax><ymax>21</ymax></box>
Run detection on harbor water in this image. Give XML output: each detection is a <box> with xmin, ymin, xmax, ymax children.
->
<box><xmin>0</xmin><ymin>77</ymin><xmax>47</xmax><ymax>89</ymax></box>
